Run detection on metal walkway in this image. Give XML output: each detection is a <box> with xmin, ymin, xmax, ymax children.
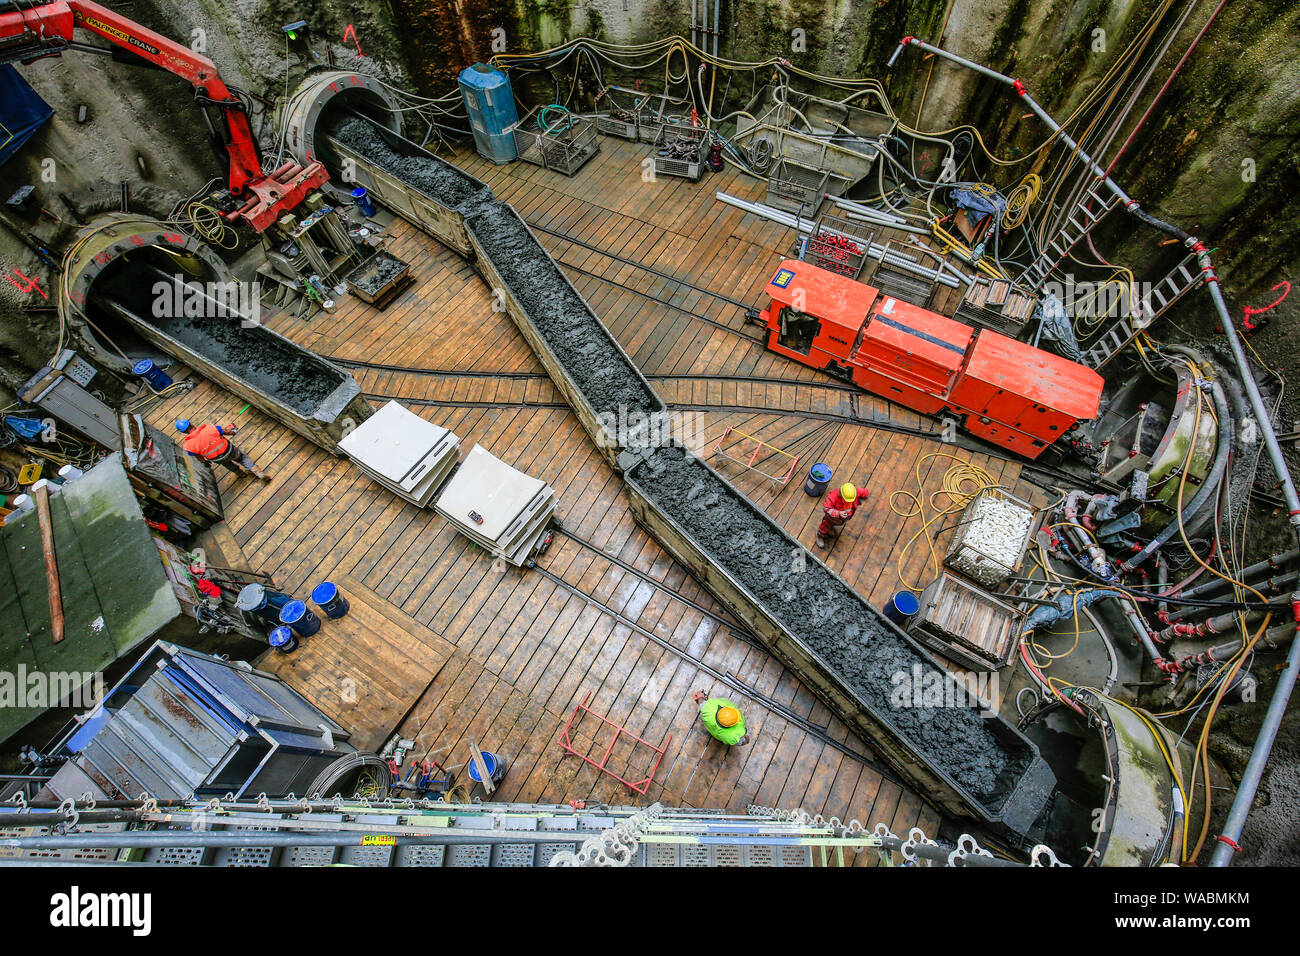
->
<box><xmin>0</xmin><ymin>796</ymin><xmax>1067</xmax><ymax>866</ymax></box>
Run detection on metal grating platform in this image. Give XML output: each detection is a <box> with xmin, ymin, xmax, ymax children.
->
<box><xmin>286</xmin><ymin>846</ymin><xmax>338</xmax><ymax>867</ymax></box>
<box><xmin>0</xmin><ymin>799</ymin><xmax>1016</xmax><ymax>867</ymax></box>
<box><xmin>396</xmin><ymin>845</ymin><xmax>447</xmax><ymax>867</ymax></box>
<box><xmin>144</xmin><ymin>846</ymin><xmax>205</xmax><ymax>866</ymax></box>
<box><xmin>447</xmin><ymin>844</ymin><xmax>492</xmax><ymax>867</ymax></box>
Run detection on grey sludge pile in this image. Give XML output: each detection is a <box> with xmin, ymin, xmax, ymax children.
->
<box><xmin>349</xmin><ymin>252</ymin><xmax>407</xmax><ymax>294</ymax></box>
<box><xmin>630</xmin><ymin>444</ymin><xmax>1029</xmax><ymax>803</ymax></box>
<box><xmin>463</xmin><ymin>201</ymin><xmax>661</xmax><ymax>421</ymax></box>
<box><xmin>98</xmin><ymin>272</ymin><xmax>342</xmax><ymax>416</ymax></box>
<box><xmin>330</xmin><ymin>116</ymin><xmax>489</xmax><ymax>209</ymax></box>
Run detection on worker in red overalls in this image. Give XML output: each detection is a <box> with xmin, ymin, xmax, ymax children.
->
<box><xmin>816</xmin><ymin>482</ymin><xmax>865</xmax><ymax>548</ymax></box>
<box><xmin>175</xmin><ymin>419</ymin><xmax>270</xmax><ymax>480</ymax></box>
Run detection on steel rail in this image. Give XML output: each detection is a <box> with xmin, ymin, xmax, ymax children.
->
<box><xmin>529</xmin><ymin>565</ymin><xmax>900</xmax><ymax>783</ymax></box>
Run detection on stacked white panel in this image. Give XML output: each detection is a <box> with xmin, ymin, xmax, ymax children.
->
<box><xmin>337</xmin><ymin>400</ymin><xmax>461</xmax><ymax>507</ymax></box>
<box><xmin>435</xmin><ymin>444</ymin><xmax>557</xmax><ymax>567</ymax></box>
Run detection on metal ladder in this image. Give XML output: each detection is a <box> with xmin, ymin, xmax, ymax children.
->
<box><xmin>1081</xmin><ymin>252</ymin><xmax>1204</xmax><ymax>368</ymax></box>
<box><xmin>1024</xmin><ymin>185</ymin><xmax>1121</xmax><ymax>286</ymax></box>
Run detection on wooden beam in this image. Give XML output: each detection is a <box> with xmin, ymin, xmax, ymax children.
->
<box><xmin>32</xmin><ymin>485</ymin><xmax>64</xmax><ymax>644</ymax></box>
<box><xmin>467</xmin><ymin>737</ymin><xmax>495</xmax><ymax>796</ymax></box>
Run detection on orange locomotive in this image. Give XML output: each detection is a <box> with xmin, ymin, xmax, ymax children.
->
<box><xmin>754</xmin><ymin>260</ymin><xmax>1104</xmax><ymax>459</ymax></box>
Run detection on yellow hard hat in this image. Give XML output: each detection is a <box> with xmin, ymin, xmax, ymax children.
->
<box><xmin>840</xmin><ymin>483</ymin><xmax>857</xmax><ymax>502</ymax></box>
<box><xmin>716</xmin><ymin>706</ymin><xmax>741</xmax><ymax>728</ymax></box>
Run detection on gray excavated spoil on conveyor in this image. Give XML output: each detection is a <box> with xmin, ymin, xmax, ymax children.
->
<box><xmin>629</xmin><ymin>444</ymin><xmax>1035</xmax><ymax>807</ymax></box>
<box><xmin>464</xmin><ymin>200</ymin><xmax>661</xmax><ymax>421</ymax></box>
<box><xmin>99</xmin><ymin>273</ymin><xmax>345</xmax><ymax>416</ymax></box>
<box><xmin>331</xmin><ymin>116</ymin><xmax>490</xmax><ymax>210</ymax></box>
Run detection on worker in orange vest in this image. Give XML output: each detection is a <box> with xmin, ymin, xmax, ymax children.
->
<box><xmin>175</xmin><ymin>419</ymin><xmax>270</xmax><ymax>480</ymax></box>
<box><xmin>816</xmin><ymin>482</ymin><xmax>865</xmax><ymax>548</ymax></box>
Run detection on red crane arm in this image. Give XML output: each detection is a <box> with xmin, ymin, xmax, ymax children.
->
<box><xmin>0</xmin><ymin>0</ymin><xmax>329</xmax><ymax>230</ymax></box>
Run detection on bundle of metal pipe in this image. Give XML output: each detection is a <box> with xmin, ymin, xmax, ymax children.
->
<box><xmin>713</xmin><ymin>191</ymin><xmax>964</xmax><ymax>288</ymax></box>
<box><xmin>1172</xmin><ymin>621</ymin><xmax>1298</xmax><ymax>668</ymax></box>
<box><xmin>1162</xmin><ymin>571</ymin><xmax>1298</xmax><ymax>624</ymax></box>
<box><xmin>1155</xmin><ymin>608</ymin><xmax>1266</xmax><ymax>645</ymax></box>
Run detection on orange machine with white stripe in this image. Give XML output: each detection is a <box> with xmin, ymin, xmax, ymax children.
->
<box><xmin>755</xmin><ymin>260</ymin><xmax>1104</xmax><ymax>458</ymax></box>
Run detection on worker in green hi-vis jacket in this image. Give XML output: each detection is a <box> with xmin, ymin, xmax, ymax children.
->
<box><xmin>693</xmin><ymin>691</ymin><xmax>750</xmax><ymax>746</ymax></box>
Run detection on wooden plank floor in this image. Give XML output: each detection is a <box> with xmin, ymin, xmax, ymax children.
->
<box><xmin>139</xmin><ymin>136</ymin><xmax>1059</xmax><ymax>857</ymax></box>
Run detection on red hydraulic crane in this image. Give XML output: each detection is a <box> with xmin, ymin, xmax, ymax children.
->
<box><xmin>0</xmin><ymin>0</ymin><xmax>329</xmax><ymax>231</ymax></box>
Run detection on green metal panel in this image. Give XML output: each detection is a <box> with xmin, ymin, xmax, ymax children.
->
<box><xmin>0</xmin><ymin>458</ymin><xmax>182</xmax><ymax>742</ymax></box>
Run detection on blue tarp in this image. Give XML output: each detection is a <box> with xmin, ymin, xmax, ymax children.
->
<box><xmin>950</xmin><ymin>187</ymin><xmax>1007</xmax><ymax>221</ymax></box>
<box><xmin>3</xmin><ymin>416</ymin><xmax>44</xmax><ymax>440</ymax></box>
<box><xmin>0</xmin><ymin>65</ymin><xmax>53</xmax><ymax>167</ymax></box>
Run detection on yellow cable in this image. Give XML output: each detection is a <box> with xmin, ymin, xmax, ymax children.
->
<box><xmin>890</xmin><ymin>454</ymin><xmax>999</xmax><ymax>591</ymax></box>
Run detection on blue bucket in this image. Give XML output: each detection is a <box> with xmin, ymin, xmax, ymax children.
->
<box><xmin>236</xmin><ymin>584</ymin><xmax>293</xmax><ymax>623</ymax></box>
<box><xmin>311</xmin><ymin>581</ymin><xmax>350</xmax><ymax>618</ymax></box>
<box><xmin>132</xmin><ymin>359</ymin><xmax>173</xmax><ymax>393</ymax></box>
<box><xmin>804</xmin><ymin>463</ymin><xmax>833</xmax><ymax>497</ymax></box>
<box><xmin>279</xmin><ymin>600</ymin><xmax>321</xmax><ymax>637</ymax></box>
<box><xmin>351</xmin><ymin>186</ymin><xmax>376</xmax><ymax>218</ymax></box>
<box><xmin>268</xmin><ymin>626</ymin><xmax>299</xmax><ymax>652</ymax></box>
<box><xmin>884</xmin><ymin>591</ymin><xmax>920</xmax><ymax>626</ymax></box>
<box><xmin>467</xmin><ymin>750</ymin><xmax>507</xmax><ymax>784</ymax></box>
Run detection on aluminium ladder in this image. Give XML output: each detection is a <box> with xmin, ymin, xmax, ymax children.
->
<box><xmin>1081</xmin><ymin>252</ymin><xmax>1204</xmax><ymax>368</ymax></box>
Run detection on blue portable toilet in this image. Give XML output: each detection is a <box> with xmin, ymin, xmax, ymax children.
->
<box><xmin>459</xmin><ymin>63</ymin><xmax>519</xmax><ymax>164</ymax></box>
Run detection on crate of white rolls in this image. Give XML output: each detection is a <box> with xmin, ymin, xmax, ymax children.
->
<box><xmin>944</xmin><ymin>487</ymin><xmax>1038</xmax><ymax>587</ymax></box>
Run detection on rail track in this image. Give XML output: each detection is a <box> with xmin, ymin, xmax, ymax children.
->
<box><xmin>528</xmin><ymin>561</ymin><xmax>892</xmax><ymax>778</ymax></box>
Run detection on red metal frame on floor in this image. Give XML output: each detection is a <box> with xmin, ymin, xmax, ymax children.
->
<box><xmin>558</xmin><ymin>692</ymin><xmax>670</xmax><ymax>796</ymax></box>
<box><xmin>711</xmin><ymin>425</ymin><xmax>801</xmax><ymax>485</ymax></box>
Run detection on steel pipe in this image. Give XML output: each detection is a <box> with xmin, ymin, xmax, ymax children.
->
<box><xmin>1178</xmin><ymin>549</ymin><xmax>1300</xmax><ymax>601</ymax></box>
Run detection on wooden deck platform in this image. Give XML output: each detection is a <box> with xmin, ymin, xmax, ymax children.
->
<box><xmin>141</xmin><ymin>136</ymin><xmax>1050</xmax><ymax>860</ymax></box>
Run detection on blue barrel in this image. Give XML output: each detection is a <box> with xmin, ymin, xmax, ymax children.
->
<box><xmin>311</xmin><ymin>581</ymin><xmax>350</xmax><ymax>619</ymax></box>
<box><xmin>236</xmin><ymin>584</ymin><xmax>293</xmax><ymax>624</ymax></box>
<box><xmin>132</xmin><ymin>359</ymin><xmax>173</xmax><ymax>393</ymax></box>
<box><xmin>467</xmin><ymin>750</ymin><xmax>507</xmax><ymax>784</ymax></box>
<box><xmin>279</xmin><ymin>600</ymin><xmax>321</xmax><ymax>637</ymax></box>
<box><xmin>351</xmin><ymin>186</ymin><xmax>376</xmax><ymax>218</ymax></box>
<box><xmin>884</xmin><ymin>591</ymin><xmax>920</xmax><ymax>626</ymax></box>
<box><xmin>804</xmin><ymin>463</ymin><xmax>833</xmax><ymax>497</ymax></box>
<box><xmin>268</xmin><ymin>626</ymin><xmax>299</xmax><ymax>652</ymax></box>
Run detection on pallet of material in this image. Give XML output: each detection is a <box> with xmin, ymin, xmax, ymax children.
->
<box><xmin>337</xmin><ymin>400</ymin><xmax>461</xmax><ymax>507</ymax></box>
<box><xmin>944</xmin><ymin>487</ymin><xmax>1038</xmax><ymax>587</ymax></box>
<box><xmin>434</xmin><ymin>444</ymin><xmax>556</xmax><ymax>567</ymax></box>
<box><xmin>345</xmin><ymin>251</ymin><xmax>414</xmax><ymax>309</ymax></box>
<box><xmin>911</xmin><ymin>573</ymin><xmax>1025</xmax><ymax>671</ymax></box>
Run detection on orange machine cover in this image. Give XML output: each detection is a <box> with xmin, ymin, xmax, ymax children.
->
<box><xmin>766</xmin><ymin>260</ymin><xmax>879</xmax><ymax>332</ymax></box>
<box><xmin>962</xmin><ymin>330</ymin><xmax>1104</xmax><ymax>420</ymax></box>
<box><xmin>861</xmin><ymin>295</ymin><xmax>974</xmax><ymax>375</ymax></box>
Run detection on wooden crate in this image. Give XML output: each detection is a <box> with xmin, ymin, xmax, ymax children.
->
<box><xmin>910</xmin><ymin>573</ymin><xmax>1024</xmax><ymax>671</ymax></box>
<box><xmin>345</xmin><ymin>251</ymin><xmax>414</xmax><ymax>309</ymax></box>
